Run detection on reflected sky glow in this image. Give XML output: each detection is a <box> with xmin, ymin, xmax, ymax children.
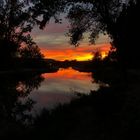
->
<box><xmin>20</xmin><ymin>68</ymin><xmax>100</xmax><ymax>113</ymax></box>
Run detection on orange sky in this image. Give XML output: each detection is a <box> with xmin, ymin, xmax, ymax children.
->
<box><xmin>40</xmin><ymin>43</ymin><xmax>112</xmax><ymax>61</ymax></box>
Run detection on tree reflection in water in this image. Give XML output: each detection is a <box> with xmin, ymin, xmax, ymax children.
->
<box><xmin>0</xmin><ymin>72</ymin><xmax>44</xmax><ymax>137</ymax></box>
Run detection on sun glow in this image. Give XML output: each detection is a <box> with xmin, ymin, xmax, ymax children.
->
<box><xmin>40</xmin><ymin>43</ymin><xmax>112</xmax><ymax>61</ymax></box>
<box><xmin>101</xmin><ymin>52</ymin><xmax>108</xmax><ymax>59</ymax></box>
<box><xmin>75</xmin><ymin>54</ymin><xmax>93</xmax><ymax>61</ymax></box>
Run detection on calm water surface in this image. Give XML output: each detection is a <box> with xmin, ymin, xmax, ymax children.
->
<box><xmin>17</xmin><ymin>67</ymin><xmax>100</xmax><ymax>114</ymax></box>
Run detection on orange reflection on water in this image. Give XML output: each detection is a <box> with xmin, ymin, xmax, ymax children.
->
<box><xmin>42</xmin><ymin>67</ymin><xmax>91</xmax><ymax>81</ymax></box>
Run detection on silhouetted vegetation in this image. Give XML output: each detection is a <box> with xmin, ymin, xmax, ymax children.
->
<box><xmin>0</xmin><ymin>71</ymin><xmax>44</xmax><ymax>138</ymax></box>
<box><xmin>0</xmin><ymin>0</ymin><xmax>140</xmax><ymax>139</ymax></box>
<box><xmin>61</xmin><ymin>0</ymin><xmax>139</xmax><ymax>67</ymax></box>
<box><xmin>0</xmin><ymin>0</ymin><xmax>44</xmax><ymax>69</ymax></box>
<box><xmin>0</xmin><ymin>0</ymin><xmax>139</xmax><ymax>68</ymax></box>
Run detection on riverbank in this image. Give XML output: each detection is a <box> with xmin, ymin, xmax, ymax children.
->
<box><xmin>22</xmin><ymin>68</ymin><xmax>140</xmax><ymax>140</ymax></box>
<box><xmin>1</xmin><ymin>68</ymin><xmax>140</xmax><ymax>139</ymax></box>
<box><xmin>0</xmin><ymin>68</ymin><xmax>59</xmax><ymax>75</ymax></box>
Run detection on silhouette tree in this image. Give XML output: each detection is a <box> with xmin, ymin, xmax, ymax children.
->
<box><xmin>0</xmin><ymin>0</ymin><xmax>43</xmax><ymax>64</ymax></box>
<box><xmin>0</xmin><ymin>72</ymin><xmax>44</xmax><ymax>137</ymax></box>
<box><xmin>42</xmin><ymin>0</ymin><xmax>137</xmax><ymax>67</ymax></box>
<box><xmin>19</xmin><ymin>40</ymin><xmax>43</xmax><ymax>59</ymax></box>
<box><xmin>28</xmin><ymin>0</ymin><xmax>68</xmax><ymax>29</ymax></box>
<box><xmin>1</xmin><ymin>0</ymin><xmax>138</xmax><ymax>67</ymax></box>
<box><xmin>113</xmin><ymin>1</ymin><xmax>140</xmax><ymax>67</ymax></box>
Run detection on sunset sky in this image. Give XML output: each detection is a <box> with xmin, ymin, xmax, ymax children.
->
<box><xmin>31</xmin><ymin>18</ymin><xmax>112</xmax><ymax>61</ymax></box>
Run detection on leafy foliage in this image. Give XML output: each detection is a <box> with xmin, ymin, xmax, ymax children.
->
<box><xmin>0</xmin><ymin>0</ymin><xmax>43</xmax><ymax>60</ymax></box>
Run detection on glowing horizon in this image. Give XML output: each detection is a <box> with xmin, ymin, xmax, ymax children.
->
<box><xmin>40</xmin><ymin>43</ymin><xmax>112</xmax><ymax>61</ymax></box>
